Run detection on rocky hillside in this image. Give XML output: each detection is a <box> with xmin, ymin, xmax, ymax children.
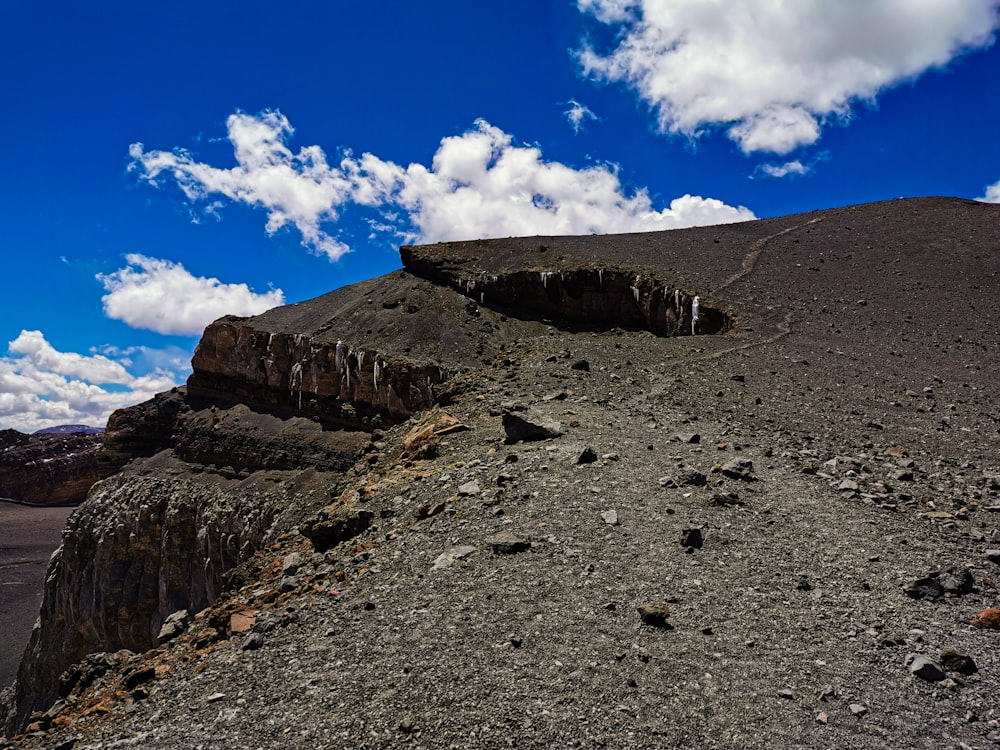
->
<box><xmin>0</xmin><ymin>430</ymin><xmax>102</xmax><ymax>506</ymax></box>
<box><xmin>2</xmin><ymin>197</ymin><xmax>999</xmax><ymax>749</ymax></box>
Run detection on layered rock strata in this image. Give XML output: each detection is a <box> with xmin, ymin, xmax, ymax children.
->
<box><xmin>0</xmin><ymin>430</ymin><xmax>102</xmax><ymax>506</ymax></box>
<box><xmin>4</xmin><ymin>197</ymin><xmax>999</xmax><ymax>743</ymax></box>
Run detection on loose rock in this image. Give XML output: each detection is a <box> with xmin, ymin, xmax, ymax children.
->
<box><xmin>502</xmin><ymin>411</ymin><xmax>564</xmax><ymax>443</ymax></box>
<box><xmin>490</xmin><ymin>532</ymin><xmax>530</xmax><ymax>555</ymax></box>
<box><xmin>681</xmin><ymin>528</ymin><xmax>703</xmax><ymax>550</ymax></box>
<box><xmin>637</xmin><ymin>603</ymin><xmax>671</xmax><ymax>628</ymax></box>
<box><xmin>909</xmin><ymin>655</ymin><xmax>946</xmax><ymax>682</ymax></box>
<box><xmin>939</xmin><ymin>648</ymin><xmax>977</xmax><ymax>675</ymax></box>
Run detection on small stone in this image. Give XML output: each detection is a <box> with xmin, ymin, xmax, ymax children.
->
<box><xmin>939</xmin><ymin>648</ymin><xmax>977</xmax><ymax>675</ymax></box>
<box><xmin>678</xmin><ymin>469</ymin><xmax>707</xmax><ymax>487</ymax></box>
<box><xmin>206</xmin><ymin>692</ymin><xmax>226</xmax><ymax>703</ymax></box>
<box><xmin>777</xmin><ymin>688</ymin><xmax>794</xmax><ymax>700</ymax></box>
<box><xmin>838</xmin><ymin>479</ymin><xmax>859</xmax><ymax>492</ymax></box>
<box><xmin>490</xmin><ymin>532</ymin><xmax>530</xmax><ymax>555</ymax></box>
<box><xmin>909</xmin><ymin>655</ymin><xmax>947</xmax><ymax>682</ymax></box>
<box><xmin>940</xmin><ymin>568</ymin><xmax>975</xmax><ymax>596</ymax></box>
<box><xmin>457</xmin><ymin>481</ymin><xmax>480</xmax><ymax>496</ymax></box>
<box><xmin>672</xmin><ymin>432</ymin><xmax>701</xmax><ymax>444</ymax></box>
<box><xmin>905</xmin><ymin>577</ymin><xmax>944</xmax><ymax>600</ymax></box>
<box><xmin>681</xmin><ymin>528</ymin><xmax>703</xmax><ymax>550</ymax></box>
<box><xmin>816</xmin><ymin>712</ymin><xmax>828</xmax><ymax>724</ymax></box>
<box><xmin>279</xmin><ymin>575</ymin><xmax>300</xmax><ymax>593</ymax></box>
<box><xmin>281</xmin><ymin>552</ymin><xmax>304</xmax><ymax>577</ymax></box>
<box><xmin>984</xmin><ymin>549</ymin><xmax>1000</xmax><ymax>565</ymax></box>
<box><xmin>399</xmin><ymin>717</ymin><xmax>417</xmax><ymax>734</ymax></box>
<box><xmin>157</xmin><ymin>609</ymin><xmax>191</xmax><ymax>644</ymax></box>
<box><xmin>600</xmin><ymin>510</ymin><xmax>620</xmax><ymax>526</ymax></box>
<box><xmin>637</xmin><ymin>603</ymin><xmax>671</xmax><ymax>628</ymax></box>
<box><xmin>241</xmin><ymin>632</ymin><xmax>265</xmax><ymax>651</ymax></box>
<box><xmin>122</xmin><ymin>666</ymin><xmax>156</xmax><ymax>691</ymax></box>
<box><xmin>971</xmin><ymin>608</ymin><xmax>1000</xmax><ymax>629</ymax></box>
<box><xmin>570</xmin><ymin>360</ymin><xmax>590</xmax><ymax>371</ymax></box>
<box><xmin>502</xmin><ymin>411</ymin><xmax>564</xmax><ymax>443</ymax></box>
<box><xmin>849</xmin><ymin>703</ymin><xmax>868</xmax><ymax>716</ymax></box>
<box><xmin>721</xmin><ymin>458</ymin><xmax>757</xmax><ymax>481</ymax></box>
<box><xmin>577</xmin><ymin>447</ymin><xmax>599</xmax><ymax>464</ymax></box>
<box><xmin>709</xmin><ymin>492</ymin><xmax>743</xmax><ymax>507</ymax></box>
<box><xmin>431</xmin><ymin>545</ymin><xmax>478</xmax><ymax>570</ymax></box>
<box><xmin>229</xmin><ymin>613</ymin><xmax>254</xmax><ymax>634</ymax></box>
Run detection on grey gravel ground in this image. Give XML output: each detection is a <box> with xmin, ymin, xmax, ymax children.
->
<box><xmin>9</xmin><ymin>325</ymin><xmax>999</xmax><ymax>749</ymax></box>
<box><xmin>0</xmin><ymin>503</ymin><xmax>72</xmax><ymax>689</ymax></box>
<box><xmin>3</xmin><ymin>197</ymin><xmax>999</xmax><ymax>749</ymax></box>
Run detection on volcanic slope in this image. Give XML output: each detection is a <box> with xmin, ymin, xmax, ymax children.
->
<box><xmin>4</xmin><ymin>196</ymin><xmax>1000</xmax><ymax>749</ymax></box>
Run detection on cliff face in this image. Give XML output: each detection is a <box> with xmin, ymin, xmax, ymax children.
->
<box><xmin>0</xmin><ymin>431</ymin><xmax>102</xmax><ymax>506</ymax></box>
<box><xmin>4</xmin><ymin>197</ymin><xmax>1000</xmax><ymax>747</ymax></box>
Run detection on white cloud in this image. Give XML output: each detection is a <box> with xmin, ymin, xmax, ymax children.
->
<box><xmin>97</xmin><ymin>254</ymin><xmax>285</xmax><ymax>336</ymax></box>
<box><xmin>129</xmin><ymin>111</ymin><xmax>355</xmax><ymax>260</ymax></box>
<box><xmin>578</xmin><ymin>0</ymin><xmax>1000</xmax><ymax>153</ymax></box>
<box><xmin>382</xmin><ymin>119</ymin><xmax>754</xmax><ymax>240</ymax></box>
<box><xmin>130</xmin><ymin>112</ymin><xmax>755</xmax><ymax>255</ymax></box>
<box><xmin>978</xmin><ymin>179</ymin><xmax>1000</xmax><ymax>202</ymax></box>
<box><xmin>755</xmin><ymin>160</ymin><xmax>810</xmax><ymax>179</ymax></box>
<box><xmin>1</xmin><ymin>331</ymin><xmax>188</xmax><ymax>433</ymax></box>
<box><xmin>564</xmin><ymin>99</ymin><xmax>599</xmax><ymax>133</ymax></box>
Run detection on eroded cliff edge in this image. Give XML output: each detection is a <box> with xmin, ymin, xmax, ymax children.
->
<box><xmin>4</xmin><ymin>243</ymin><xmax>726</xmax><ymax>732</ymax></box>
<box><xmin>4</xmin><ymin>197</ymin><xmax>999</xmax><ymax>742</ymax></box>
<box><xmin>0</xmin><ymin>431</ymin><xmax>102</xmax><ymax>506</ymax></box>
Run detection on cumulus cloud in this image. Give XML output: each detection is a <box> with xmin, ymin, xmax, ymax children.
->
<box><xmin>1</xmin><ymin>331</ymin><xmax>187</xmax><ymax>433</ymax></box>
<box><xmin>578</xmin><ymin>0</ymin><xmax>1000</xmax><ymax>153</ymax></box>
<box><xmin>379</xmin><ymin>119</ymin><xmax>754</xmax><ymax>240</ymax></box>
<box><xmin>564</xmin><ymin>99</ymin><xmax>599</xmax><ymax>133</ymax></box>
<box><xmin>129</xmin><ymin>111</ymin><xmax>355</xmax><ymax>260</ymax></box>
<box><xmin>97</xmin><ymin>254</ymin><xmax>285</xmax><ymax>336</ymax></box>
<box><xmin>978</xmin><ymin>179</ymin><xmax>1000</xmax><ymax>202</ymax></box>
<box><xmin>130</xmin><ymin>112</ymin><xmax>755</xmax><ymax>255</ymax></box>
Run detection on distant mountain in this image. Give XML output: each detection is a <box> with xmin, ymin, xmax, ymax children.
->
<box><xmin>33</xmin><ymin>425</ymin><xmax>105</xmax><ymax>435</ymax></box>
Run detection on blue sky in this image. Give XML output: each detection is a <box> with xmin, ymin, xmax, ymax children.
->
<box><xmin>2</xmin><ymin>0</ymin><xmax>999</xmax><ymax>431</ymax></box>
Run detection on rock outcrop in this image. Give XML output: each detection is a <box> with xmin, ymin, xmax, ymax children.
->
<box><xmin>3</xmin><ymin>197</ymin><xmax>1000</xmax><ymax>748</ymax></box>
<box><xmin>0</xmin><ymin>430</ymin><xmax>102</xmax><ymax>506</ymax></box>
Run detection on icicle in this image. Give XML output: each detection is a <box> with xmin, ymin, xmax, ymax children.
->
<box><xmin>335</xmin><ymin>340</ymin><xmax>346</xmax><ymax>372</ymax></box>
<box><xmin>630</xmin><ymin>285</ymin><xmax>641</xmax><ymax>304</ymax></box>
<box><xmin>290</xmin><ymin>362</ymin><xmax>303</xmax><ymax>410</ymax></box>
<box><xmin>674</xmin><ymin>289</ymin><xmax>682</xmax><ymax>313</ymax></box>
<box><xmin>374</xmin><ymin>359</ymin><xmax>383</xmax><ymax>391</ymax></box>
<box><xmin>480</xmin><ymin>292</ymin><xmax>484</xmax><ymax>304</ymax></box>
<box><xmin>598</xmin><ymin>268</ymin><xmax>604</xmax><ymax>287</ymax></box>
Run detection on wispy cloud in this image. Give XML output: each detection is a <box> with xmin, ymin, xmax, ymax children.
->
<box><xmin>129</xmin><ymin>111</ymin><xmax>755</xmax><ymax>257</ymax></box>
<box><xmin>578</xmin><ymin>0</ymin><xmax>1000</xmax><ymax>154</ymax></box>
<box><xmin>563</xmin><ymin>99</ymin><xmax>599</xmax><ymax>133</ymax></box>
<box><xmin>1</xmin><ymin>331</ymin><xmax>187</xmax><ymax>433</ymax></box>
<box><xmin>754</xmin><ymin>161</ymin><xmax>810</xmax><ymax>180</ymax></box>
<box><xmin>97</xmin><ymin>254</ymin><xmax>285</xmax><ymax>336</ymax></box>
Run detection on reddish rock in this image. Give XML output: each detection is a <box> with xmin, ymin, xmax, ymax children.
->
<box><xmin>0</xmin><ymin>429</ymin><xmax>102</xmax><ymax>505</ymax></box>
<box><xmin>971</xmin><ymin>608</ymin><xmax>1000</xmax><ymax>629</ymax></box>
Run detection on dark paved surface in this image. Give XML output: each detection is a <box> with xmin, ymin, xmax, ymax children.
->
<box><xmin>0</xmin><ymin>502</ymin><xmax>71</xmax><ymax>690</ymax></box>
